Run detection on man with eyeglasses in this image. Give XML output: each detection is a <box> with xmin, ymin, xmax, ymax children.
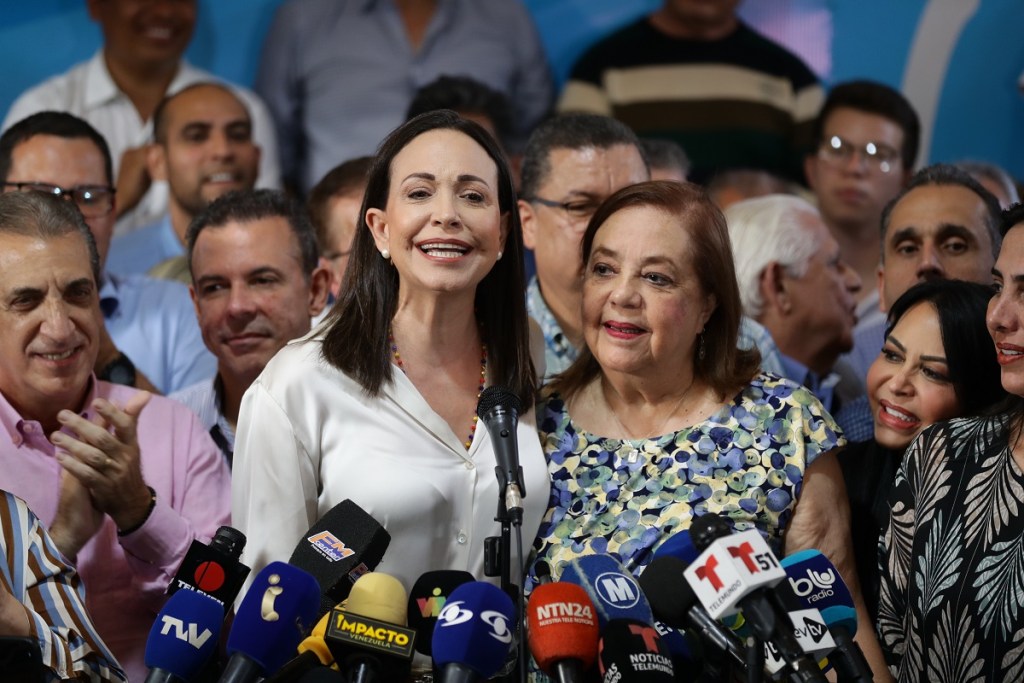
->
<box><xmin>518</xmin><ymin>113</ymin><xmax>650</xmax><ymax>377</ymax></box>
<box><xmin>2</xmin><ymin>0</ymin><xmax>279</xmax><ymax>237</ymax></box>
<box><xmin>804</xmin><ymin>81</ymin><xmax>919</xmax><ymax>332</ymax></box>
<box><xmin>0</xmin><ymin>111</ymin><xmax>215</xmax><ymax>394</ymax></box>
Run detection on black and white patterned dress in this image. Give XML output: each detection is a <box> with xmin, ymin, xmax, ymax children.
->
<box><xmin>878</xmin><ymin>414</ymin><xmax>1024</xmax><ymax>682</ymax></box>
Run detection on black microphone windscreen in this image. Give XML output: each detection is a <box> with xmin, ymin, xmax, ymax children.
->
<box><xmin>598</xmin><ymin>619</ymin><xmax>675</xmax><ymax>682</ymax></box>
<box><xmin>637</xmin><ymin>557</ymin><xmax>699</xmax><ymax>630</ymax></box>
<box><xmin>406</xmin><ymin>570</ymin><xmax>475</xmax><ymax>656</ymax></box>
<box><xmin>476</xmin><ymin>385</ymin><xmax>523</xmax><ymax>418</ymax></box>
<box><xmin>688</xmin><ymin>514</ymin><xmax>732</xmax><ymax>552</ymax></box>
<box><xmin>288</xmin><ymin>500</ymin><xmax>391</xmax><ymax>617</ymax></box>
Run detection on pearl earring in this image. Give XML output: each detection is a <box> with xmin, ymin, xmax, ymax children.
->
<box><xmin>380</xmin><ymin>249</ymin><xmax>391</xmax><ymax>260</ymax></box>
<box><xmin>496</xmin><ymin>250</ymin><xmax>503</xmax><ymax>261</ymax></box>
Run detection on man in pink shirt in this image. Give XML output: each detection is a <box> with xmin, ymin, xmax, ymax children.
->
<box><xmin>0</xmin><ymin>191</ymin><xmax>230</xmax><ymax>681</ymax></box>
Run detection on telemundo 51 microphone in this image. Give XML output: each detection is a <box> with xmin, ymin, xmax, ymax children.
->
<box><xmin>476</xmin><ymin>386</ymin><xmax>526</xmax><ymax>522</ymax></box>
<box><xmin>684</xmin><ymin>514</ymin><xmax>826</xmax><ymax>683</ymax></box>
<box><xmin>168</xmin><ymin>525</ymin><xmax>250</xmax><ymax>612</ymax></box>
<box><xmin>638</xmin><ymin>555</ymin><xmax>748</xmax><ymax>672</ymax></box>
<box><xmin>782</xmin><ymin>550</ymin><xmax>872</xmax><ymax>683</ymax></box>
<box><xmin>144</xmin><ymin>589</ymin><xmax>224</xmax><ymax>683</ymax></box>
<box><xmin>218</xmin><ymin>562</ymin><xmax>321</xmax><ymax>683</ymax></box>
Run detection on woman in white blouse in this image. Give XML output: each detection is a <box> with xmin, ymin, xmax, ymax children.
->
<box><xmin>231</xmin><ymin>110</ymin><xmax>549</xmax><ymax>594</ymax></box>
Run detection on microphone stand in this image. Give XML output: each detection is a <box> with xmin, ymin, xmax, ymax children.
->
<box><xmin>485</xmin><ymin>479</ymin><xmax>525</xmax><ymax>683</ymax></box>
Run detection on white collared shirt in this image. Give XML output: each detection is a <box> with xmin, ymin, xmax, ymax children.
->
<box><xmin>3</xmin><ymin>50</ymin><xmax>281</xmax><ymax>235</ymax></box>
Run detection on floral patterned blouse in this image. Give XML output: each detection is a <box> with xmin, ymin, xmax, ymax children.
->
<box><xmin>529</xmin><ymin>373</ymin><xmax>844</xmax><ymax>585</ymax></box>
<box><xmin>878</xmin><ymin>414</ymin><xmax>1024</xmax><ymax>682</ymax></box>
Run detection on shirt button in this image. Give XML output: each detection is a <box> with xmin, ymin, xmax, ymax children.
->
<box><xmin>456</xmin><ymin>531</ymin><xmax>468</xmax><ymax>545</ymax></box>
<box><xmin>464</xmin><ymin>461</ymin><xmax>475</xmax><ymax>470</ymax></box>
<box><xmin>22</xmin><ymin>423</ymin><xmax>34</xmax><ymax>433</ymax></box>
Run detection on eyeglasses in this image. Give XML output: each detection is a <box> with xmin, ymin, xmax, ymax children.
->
<box><xmin>817</xmin><ymin>135</ymin><xmax>901</xmax><ymax>174</ymax></box>
<box><xmin>2</xmin><ymin>182</ymin><xmax>116</xmax><ymax>218</ymax></box>
<box><xmin>527</xmin><ymin>195</ymin><xmax>602</xmax><ymax>222</ymax></box>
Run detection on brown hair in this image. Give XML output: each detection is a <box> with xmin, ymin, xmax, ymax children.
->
<box><xmin>320</xmin><ymin>110</ymin><xmax>536</xmax><ymax>404</ymax></box>
<box><xmin>549</xmin><ymin>180</ymin><xmax>760</xmax><ymax>400</ymax></box>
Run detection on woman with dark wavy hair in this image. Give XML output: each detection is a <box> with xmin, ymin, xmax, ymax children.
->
<box><xmin>839</xmin><ymin>279</ymin><xmax>1004</xmax><ymax>625</ymax></box>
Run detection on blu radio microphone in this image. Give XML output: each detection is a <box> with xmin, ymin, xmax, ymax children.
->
<box><xmin>407</xmin><ymin>569</ymin><xmax>475</xmax><ymax>656</ymax></box>
<box><xmin>144</xmin><ymin>589</ymin><xmax>224</xmax><ymax>683</ymax></box>
<box><xmin>218</xmin><ymin>562</ymin><xmax>321</xmax><ymax>683</ymax></box>
<box><xmin>526</xmin><ymin>581</ymin><xmax>599</xmax><ymax>683</ymax></box>
<box><xmin>432</xmin><ymin>581</ymin><xmax>517</xmax><ymax>683</ymax></box>
<box><xmin>288</xmin><ymin>499</ymin><xmax>391</xmax><ymax>616</ymax></box>
<box><xmin>168</xmin><ymin>526</ymin><xmax>250</xmax><ymax>612</ymax></box>
<box><xmin>782</xmin><ymin>550</ymin><xmax>872</xmax><ymax>682</ymax></box>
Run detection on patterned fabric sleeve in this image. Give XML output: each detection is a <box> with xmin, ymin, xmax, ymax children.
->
<box><xmin>0</xmin><ymin>491</ymin><xmax>125</xmax><ymax>682</ymax></box>
<box><xmin>877</xmin><ymin>427</ymin><xmax>924</xmax><ymax>675</ymax></box>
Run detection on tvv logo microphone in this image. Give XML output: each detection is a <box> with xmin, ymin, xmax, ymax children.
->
<box><xmin>159</xmin><ymin>616</ymin><xmax>214</xmax><ymax>649</ymax></box>
<box><xmin>788</xmin><ymin>566</ymin><xmax>837</xmax><ymax>602</ymax></box>
<box><xmin>437</xmin><ymin>601</ymin><xmax>513</xmax><ymax>644</ymax></box>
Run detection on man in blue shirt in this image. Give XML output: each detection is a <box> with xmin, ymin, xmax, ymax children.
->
<box><xmin>0</xmin><ymin>112</ymin><xmax>214</xmax><ymax>393</ymax></box>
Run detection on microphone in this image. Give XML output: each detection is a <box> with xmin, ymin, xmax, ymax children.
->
<box><xmin>526</xmin><ymin>581</ymin><xmax>599</xmax><ymax>683</ymax></box>
<box><xmin>782</xmin><ymin>550</ymin><xmax>873</xmax><ymax>682</ymax></box>
<box><xmin>558</xmin><ymin>553</ymin><xmax>654</xmax><ymax>628</ymax></box>
<box><xmin>218</xmin><ymin>562</ymin><xmax>321</xmax><ymax>683</ymax></box>
<box><xmin>406</xmin><ymin>570</ymin><xmax>475</xmax><ymax>655</ymax></box>
<box><xmin>476</xmin><ymin>386</ymin><xmax>526</xmax><ymax>521</ymax></box>
<box><xmin>684</xmin><ymin>514</ymin><xmax>826</xmax><ymax>682</ymax></box>
<box><xmin>638</xmin><ymin>555</ymin><xmax>748</xmax><ymax>671</ymax></box>
<box><xmin>168</xmin><ymin>525</ymin><xmax>251</xmax><ymax>611</ymax></box>
<box><xmin>261</xmin><ymin>611</ymin><xmax>335</xmax><ymax>683</ymax></box>
<box><xmin>323</xmin><ymin>572</ymin><xmax>417</xmax><ymax>683</ymax></box>
<box><xmin>597</xmin><ymin>619</ymin><xmax>675</xmax><ymax>682</ymax></box>
<box><xmin>144</xmin><ymin>589</ymin><xmax>224</xmax><ymax>683</ymax></box>
<box><xmin>288</xmin><ymin>499</ymin><xmax>391</xmax><ymax>617</ymax></box>
<box><xmin>431</xmin><ymin>581</ymin><xmax>516</xmax><ymax>683</ymax></box>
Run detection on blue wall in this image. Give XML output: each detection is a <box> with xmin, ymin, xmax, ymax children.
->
<box><xmin>2</xmin><ymin>0</ymin><xmax>1021</xmax><ymax>177</ymax></box>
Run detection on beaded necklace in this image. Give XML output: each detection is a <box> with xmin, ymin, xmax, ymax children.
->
<box><xmin>389</xmin><ymin>330</ymin><xmax>487</xmax><ymax>449</ymax></box>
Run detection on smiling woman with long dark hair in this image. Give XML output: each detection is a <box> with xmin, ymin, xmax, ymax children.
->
<box><xmin>231</xmin><ymin>110</ymin><xmax>549</xmax><ymax>597</ymax></box>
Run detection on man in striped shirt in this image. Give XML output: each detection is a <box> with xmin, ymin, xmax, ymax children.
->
<box><xmin>0</xmin><ymin>489</ymin><xmax>124</xmax><ymax>681</ymax></box>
